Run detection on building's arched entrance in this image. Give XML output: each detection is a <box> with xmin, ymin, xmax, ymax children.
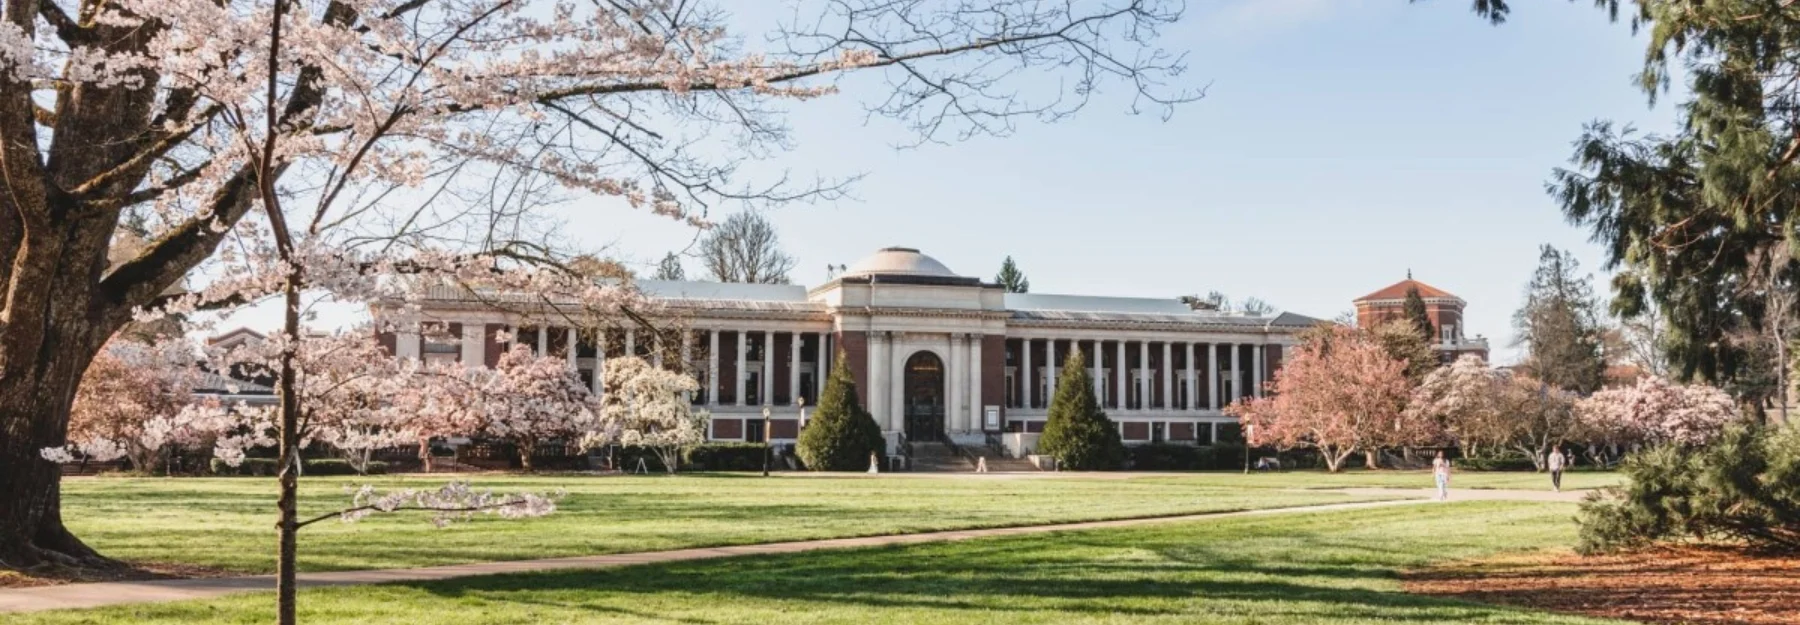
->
<box><xmin>903</xmin><ymin>351</ymin><xmax>945</xmax><ymax>442</ymax></box>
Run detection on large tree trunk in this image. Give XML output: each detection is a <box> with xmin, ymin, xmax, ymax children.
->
<box><xmin>0</xmin><ymin>324</ymin><xmax>116</xmax><ymax>571</ymax></box>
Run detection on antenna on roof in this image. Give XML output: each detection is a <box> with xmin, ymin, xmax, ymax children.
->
<box><xmin>1407</xmin><ymin>268</ymin><xmax>1413</xmax><ymax>280</ymax></box>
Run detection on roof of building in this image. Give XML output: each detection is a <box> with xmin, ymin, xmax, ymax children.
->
<box><xmin>842</xmin><ymin>247</ymin><xmax>960</xmax><ymax>279</ymax></box>
<box><xmin>1355</xmin><ymin>278</ymin><xmax>1460</xmax><ymax>302</ymax></box>
<box><xmin>636</xmin><ymin>280</ymin><xmax>810</xmax><ymax>302</ymax></box>
<box><xmin>1005</xmin><ymin>293</ymin><xmax>1194</xmax><ymax>315</ymax></box>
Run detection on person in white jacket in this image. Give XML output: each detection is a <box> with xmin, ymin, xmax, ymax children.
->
<box><xmin>1547</xmin><ymin>447</ymin><xmax>1566</xmax><ymax>492</ymax></box>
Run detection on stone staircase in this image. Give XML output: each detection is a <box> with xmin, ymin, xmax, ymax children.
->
<box><xmin>907</xmin><ymin>441</ymin><xmax>1040</xmax><ymax>472</ymax></box>
<box><xmin>907</xmin><ymin>441</ymin><xmax>971</xmax><ymax>472</ymax></box>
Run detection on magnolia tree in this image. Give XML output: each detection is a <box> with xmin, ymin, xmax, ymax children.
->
<box><xmin>1227</xmin><ymin>325</ymin><xmax>1429</xmax><ymax>472</ymax></box>
<box><xmin>589</xmin><ymin>356</ymin><xmax>703</xmax><ymax>473</ymax></box>
<box><xmin>472</xmin><ymin>345</ymin><xmax>603</xmax><ymax>471</ymax></box>
<box><xmin>1407</xmin><ymin>355</ymin><xmax>1510</xmax><ymax>457</ymax></box>
<box><xmin>1577</xmin><ymin>376</ymin><xmax>1738</xmax><ymax>449</ymax></box>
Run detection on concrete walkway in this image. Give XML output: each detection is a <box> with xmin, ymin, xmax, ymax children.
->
<box><xmin>0</xmin><ymin>489</ymin><xmax>1573</xmax><ymax>614</ymax></box>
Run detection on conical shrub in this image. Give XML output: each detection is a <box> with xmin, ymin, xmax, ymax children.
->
<box><xmin>1036</xmin><ymin>349</ymin><xmax>1125</xmax><ymax>470</ymax></box>
<box><xmin>797</xmin><ymin>352</ymin><xmax>887</xmax><ymax>471</ymax></box>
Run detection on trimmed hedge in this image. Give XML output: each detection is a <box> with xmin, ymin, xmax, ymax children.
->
<box><xmin>684</xmin><ymin>443</ymin><xmax>769</xmax><ymax>471</ymax></box>
<box><xmin>1127</xmin><ymin>444</ymin><xmax>1207</xmax><ymax>470</ymax></box>
<box><xmin>211</xmin><ymin>457</ymin><xmax>278</xmax><ymax>476</ymax></box>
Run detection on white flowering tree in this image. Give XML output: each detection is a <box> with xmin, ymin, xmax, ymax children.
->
<box><xmin>1577</xmin><ymin>376</ymin><xmax>1739</xmax><ymax>448</ymax></box>
<box><xmin>591</xmin><ymin>356</ymin><xmax>702</xmax><ymax>473</ymax></box>
<box><xmin>51</xmin><ymin>339</ymin><xmax>203</xmax><ymax>473</ymax></box>
<box><xmin>472</xmin><ymin>345</ymin><xmax>603</xmax><ymax>472</ymax></box>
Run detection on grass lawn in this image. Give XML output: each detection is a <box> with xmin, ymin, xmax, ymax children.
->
<box><xmin>60</xmin><ymin>473</ymin><xmax>1406</xmax><ymax>574</ymax></box>
<box><xmin>18</xmin><ymin>501</ymin><xmax>1625</xmax><ymax>624</ymax></box>
<box><xmin>1131</xmin><ymin>469</ymin><xmax>1624</xmax><ymax>492</ymax></box>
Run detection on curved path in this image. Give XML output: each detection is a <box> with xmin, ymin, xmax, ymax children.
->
<box><xmin>0</xmin><ymin>488</ymin><xmax>1583</xmax><ymax>614</ymax></box>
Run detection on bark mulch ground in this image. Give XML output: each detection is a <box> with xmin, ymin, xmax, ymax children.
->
<box><xmin>0</xmin><ymin>562</ymin><xmax>233</xmax><ymax>589</ymax></box>
<box><xmin>1403</xmin><ymin>545</ymin><xmax>1800</xmax><ymax>625</ymax></box>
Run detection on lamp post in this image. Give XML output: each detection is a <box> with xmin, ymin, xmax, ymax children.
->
<box><xmin>761</xmin><ymin>405</ymin><xmax>772</xmax><ymax>477</ymax></box>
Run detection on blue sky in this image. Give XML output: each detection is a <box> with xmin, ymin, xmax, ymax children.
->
<box><xmin>568</xmin><ymin>0</ymin><xmax>1679</xmax><ymax>364</ymax></box>
<box><xmin>220</xmin><ymin>1</ymin><xmax>1679</xmax><ymax>364</ymax></box>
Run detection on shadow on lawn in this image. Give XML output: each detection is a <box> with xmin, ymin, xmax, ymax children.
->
<box><xmin>391</xmin><ymin>529</ymin><xmax>1607</xmax><ymax>624</ymax></box>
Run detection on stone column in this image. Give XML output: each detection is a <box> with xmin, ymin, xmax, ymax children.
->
<box><xmin>536</xmin><ymin>325</ymin><xmax>548</xmax><ymax>354</ymax></box>
<box><xmin>1115</xmin><ymin>340</ymin><xmax>1127</xmax><ymax>412</ymax></box>
<box><xmin>889</xmin><ymin>332</ymin><xmax>905</xmax><ymax>432</ymax></box>
<box><xmin>1022</xmin><ymin>337</ymin><xmax>1034</xmax><ymax>409</ymax></box>
<box><xmin>681</xmin><ymin>329</ymin><xmax>694</xmax><ymax>403</ymax></box>
<box><xmin>1161</xmin><ymin>342</ymin><xmax>1173</xmax><ymax>410</ymax></box>
<box><xmin>1046</xmin><ymin>338</ymin><xmax>1058</xmax><ymax>404</ymax></box>
<box><xmin>1090</xmin><ymin>339</ymin><xmax>1102</xmax><ymax>404</ymax></box>
<box><xmin>868</xmin><ymin>330</ymin><xmax>885</xmax><ymax>428</ymax></box>
<box><xmin>1230</xmin><ymin>343</ymin><xmax>1242</xmax><ymax>404</ymax></box>
<box><xmin>948</xmin><ymin>334</ymin><xmax>964</xmax><ymax>433</ymax></box>
<box><xmin>761</xmin><ymin>331</ymin><xmax>774</xmax><ymax>407</ymax></box>
<box><xmin>594</xmin><ymin>330</ymin><xmax>606</xmax><ymax>396</ymax></box>
<box><xmin>969</xmin><ymin>334</ymin><xmax>984</xmax><ymax>431</ymax></box>
<box><xmin>397</xmin><ymin>330</ymin><xmax>421</xmax><ymax>360</ymax></box>
<box><xmin>1253</xmin><ymin>342</ymin><xmax>1265</xmax><ymax>398</ymax></box>
<box><xmin>1208</xmin><ymin>342</ymin><xmax>1220</xmax><ymax>410</ymax></box>
<box><xmin>815</xmin><ymin>331</ymin><xmax>829</xmax><ymax>405</ymax></box>
<box><xmin>735</xmin><ymin>330</ymin><xmax>748</xmax><ymax>406</ymax></box>
<box><xmin>625</xmin><ymin>329</ymin><xmax>636</xmax><ymax>361</ymax></box>
<box><xmin>706</xmin><ymin>330</ymin><xmax>719</xmax><ymax>407</ymax></box>
<box><xmin>1185</xmin><ymin>342</ymin><xmax>1197</xmax><ymax>411</ymax></box>
<box><xmin>788</xmin><ymin>332</ymin><xmax>801</xmax><ymax>406</ymax></box>
<box><xmin>1137</xmin><ymin>341</ymin><xmax>1149</xmax><ymax>411</ymax></box>
<box><xmin>460</xmin><ymin>323</ymin><xmax>484</xmax><ymax>368</ymax></box>
<box><xmin>566</xmin><ymin>327</ymin><xmax>578</xmax><ymax>369</ymax></box>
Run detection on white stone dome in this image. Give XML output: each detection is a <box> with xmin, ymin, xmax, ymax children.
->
<box><xmin>842</xmin><ymin>247</ymin><xmax>960</xmax><ymax>279</ymax></box>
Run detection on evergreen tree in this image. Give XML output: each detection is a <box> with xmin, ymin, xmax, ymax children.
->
<box><xmin>653</xmin><ymin>252</ymin><xmax>686</xmax><ymax>281</ymax></box>
<box><xmin>1403</xmin><ymin>286</ymin><xmax>1435</xmax><ymax>343</ymax></box>
<box><xmin>996</xmin><ymin>256</ymin><xmax>1030</xmax><ymax>293</ymax></box>
<box><xmin>1369</xmin><ymin>320</ymin><xmax>1438</xmax><ymax>384</ymax></box>
<box><xmin>796</xmin><ymin>353</ymin><xmax>886</xmax><ymax>471</ymax></box>
<box><xmin>1036</xmin><ymin>350</ymin><xmax>1125</xmax><ymax>470</ymax></box>
<box><xmin>1515</xmin><ymin>245</ymin><xmax>1608</xmax><ymax>394</ymax></box>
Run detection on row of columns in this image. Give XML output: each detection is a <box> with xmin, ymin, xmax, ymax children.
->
<box><xmin>482</xmin><ymin>325</ymin><xmax>830</xmax><ymax>408</ymax></box>
<box><xmin>1016</xmin><ymin>339</ymin><xmax>1266</xmax><ymax>411</ymax></box>
<box><xmin>867</xmin><ymin>332</ymin><xmax>984</xmax><ymax>434</ymax></box>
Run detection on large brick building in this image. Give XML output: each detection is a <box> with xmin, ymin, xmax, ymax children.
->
<box><xmin>1353</xmin><ymin>274</ymin><xmax>1489</xmax><ymax>363</ymax></box>
<box><xmin>375</xmin><ymin>247</ymin><xmax>1325</xmax><ymax>454</ymax></box>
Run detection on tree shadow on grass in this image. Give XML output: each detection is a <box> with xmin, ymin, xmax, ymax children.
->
<box><xmin>387</xmin><ymin>530</ymin><xmax>1614</xmax><ymax>624</ymax></box>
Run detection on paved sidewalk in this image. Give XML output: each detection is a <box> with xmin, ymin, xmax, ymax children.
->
<box><xmin>0</xmin><ymin>489</ymin><xmax>1570</xmax><ymax>614</ymax></box>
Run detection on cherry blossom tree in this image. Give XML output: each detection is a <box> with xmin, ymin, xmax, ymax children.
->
<box><xmin>54</xmin><ymin>340</ymin><xmax>202</xmax><ymax>473</ymax></box>
<box><xmin>0</xmin><ymin>0</ymin><xmax>1199</xmax><ymax>583</ymax></box>
<box><xmin>1227</xmin><ymin>325</ymin><xmax>1426</xmax><ymax>472</ymax></box>
<box><xmin>471</xmin><ymin>345</ymin><xmax>602</xmax><ymax>472</ymax></box>
<box><xmin>1577</xmin><ymin>376</ymin><xmax>1740</xmax><ymax>449</ymax></box>
<box><xmin>588</xmin><ymin>356</ymin><xmax>701</xmax><ymax>473</ymax></box>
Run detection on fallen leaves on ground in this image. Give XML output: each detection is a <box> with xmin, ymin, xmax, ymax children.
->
<box><xmin>1403</xmin><ymin>545</ymin><xmax>1800</xmax><ymax>625</ymax></box>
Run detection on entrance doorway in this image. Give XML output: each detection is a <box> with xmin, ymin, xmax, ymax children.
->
<box><xmin>903</xmin><ymin>351</ymin><xmax>945</xmax><ymax>442</ymax></box>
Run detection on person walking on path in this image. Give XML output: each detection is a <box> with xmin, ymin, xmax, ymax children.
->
<box><xmin>1432</xmin><ymin>451</ymin><xmax>1451</xmax><ymax>501</ymax></box>
<box><xmin>1547</xmin><ymin>447</ymin><xmax>1566</xmax><ymax>492</ymax></box>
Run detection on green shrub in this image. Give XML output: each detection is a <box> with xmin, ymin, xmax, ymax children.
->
<box><xmin>797</xmin><ymin>354</ymin><xmax>886</xmax><ymax>471</ymax></box>
<box><xmin>1578</xmin><ymin>424</ymin><xmax>1800</xmax><ymax>554</ymax></box>
<box><xmin>684</xmin><ymin>443</ymin><xmax>769</xmax><ymax>471</ymax></box>
<box><xmin>1037</xmin><ymin>350</ymin><xmax>1125</xmax><ymax>470</ymax></box>
<box><xmin>1128</xmin><ymin>444</ymin><xmax>1208</xmax><ymax>470</ymax></box>
<box><xmin>301</xmin><ymin>459</ymin><xmax>389</xmax><ymax>476</ymax></box>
